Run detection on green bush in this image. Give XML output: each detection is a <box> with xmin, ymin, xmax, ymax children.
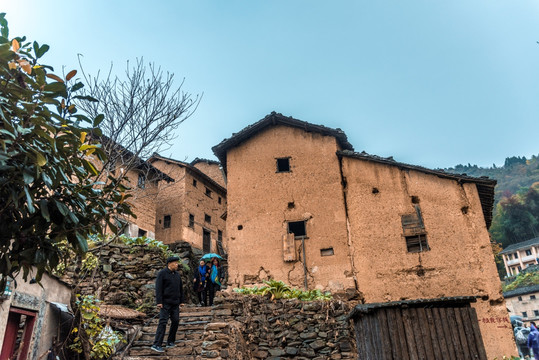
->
<box><xmin>234</xmin><ymin>279</ymin><xmax>332</xmax><ymax>301</ymax></box>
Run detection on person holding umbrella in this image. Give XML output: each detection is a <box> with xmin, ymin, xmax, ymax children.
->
<box><xmin>208</xmin><ymin>257</ymin><xmax>224</xmax><ymax>306</ymax></box>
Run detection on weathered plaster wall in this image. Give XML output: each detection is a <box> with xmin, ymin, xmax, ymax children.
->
<box><xmin>192</xmin><ymin>161</ymin><xmax>226</xmax><ymax>188</ymax></box>
<box><xmin>120</xmin><ymin>168</ymin><xmax>159</xmax><ymax>238</ymax></box>
<box><xmin>0</xmin><ymin>271</ymin><xmax>71</xmax><ymax>359</ymax></box>
<box><xmin>341</xmin><ymin>157</ymin><xmax>517</xmax><ymax>358</ymax></box>
<box><xmin>226</xmin><ymin>125</ymin><xmax>355</xmax><ymax>291</ymax></box>
<box><xmin>152</xmin><ymin>161</ymin><xmax>187</xmax><ymax>244</ymax></box>
<box><xmin>152</xmin><ymin>160</ymin><xmax>227</xmax><ymax>252</ymax></box>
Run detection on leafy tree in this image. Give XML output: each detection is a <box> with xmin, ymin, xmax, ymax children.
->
<box><xmin>0</xmin><ymin>14</ymin><xmax>132</xmax><ymax>288</ymax></box>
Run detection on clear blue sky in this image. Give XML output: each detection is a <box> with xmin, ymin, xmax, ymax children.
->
<box><xmin>4</xmin><ymin>1</ymin><xmax>539</xmax><ymax>168</ymax></box>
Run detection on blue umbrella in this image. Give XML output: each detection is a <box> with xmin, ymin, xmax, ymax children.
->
<box><xmin>200</xmin><ymin>253</ymin><xmax>223</xmax><ymax>261</ymax></box>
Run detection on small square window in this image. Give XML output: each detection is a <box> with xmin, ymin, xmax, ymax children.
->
<box><xmin>531</xmin><ymin>295</ymin><xmax>537</xmax><ymax>300</ymax></box>
<box><xmin>205</xmin><ymin>188</ymin><xmax>212</xmax><ymax>198</ymax></box>
<box><xmin>320</xmin><ymin>248</ymin><xmax>334</xmax><ymax>256</ymax></box>
<box><xmin>193</xmin><ymin>179</ymin><xmax>197</xmax><ymax>187</ymax></box>
<box><xmin>188</xmin><ymin>214</ymin><xmax>194</xmax><ymax>228</ymax></box>
<box><xmin>138</xmin><ymin>173</ymin><xmax>146</xmax><ymax>188</ymax></box>
<box><xmin>276</xmin><ymin>158</ymin><xmax>291</xmax><ymax>172</ymax></box>
<box><xmin>288</xmin><ymin>221</ymin><xmax>306</xmax><ymax>238</ymax></box>
<box><xmin>508</xmin><ymin>254</ymin><xmax>513</xmax><ymax>260</ymax></box>
<box><xmin>518</xmin><ymin>296</ymin><xmax>523</xmax><ymax>301</ymax></box>
<box><xmin>526</xmin><ymin>249</ymin><xmax>532</xmax><ymax>256</ymax></box>
<box><xmin>163</xmin><ymin>215</ymin><xmax>171</xmax><ymax>229</ymax></box>
<box><xmin>535</xmin><ymin>310</ymin><xmax>539</xmax><ymax>317</ymax></box>
<box><xmin>523</xmin><ymin>311</ymin><xmax>528</xmax><ymax>318</ymax></box>
<box><xmin>405</xmin><ymin>235</ymin><xmax>429</xmax><ymax>253</ymax></box>
<box><xmin>218</xmin><ymin>230</ymin><xmax>223</xmax><ymax>241</ymax></box>
<box><xmin>218</xmin><ymin>196</ymin><xmax>222</xmax><ymax>204</ymax></box>
<box><xmin>205</xmin><ymin>214</ymin><xmax>212</xmax><ymax>224</ymax></box>
<box><xmin>138</xmin><ymin>228</ymin><xmax>147</xmax><ymax>237</ymax></box>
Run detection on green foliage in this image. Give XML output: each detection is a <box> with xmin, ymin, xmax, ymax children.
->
<box><xmin>490</xmin><ymin>185</ymin><xmax>539</xmax><ymax>249</ymax></box>
<box><xmin>0</xmin><ymin>14</ymin><xmax>133</xmax><ymax>286</ymax></box>
<box><xmin>234</xmin><ymin>279</ymin><xmax>333</xmax><ymax>301</ymax></box>
<box><xmin>503</xmin><ymin>270</ymin><xmax>539</xmax><ymax>292</ymax></box>
<box><xmin>70</xmin><ymin>295</ymin><xmax>125</xmax><ymax>359</ymax></box>
<box><xmin>119</xmin><ymin>234</ymin><xmax>189</xmax><ymax>271</ymax></box>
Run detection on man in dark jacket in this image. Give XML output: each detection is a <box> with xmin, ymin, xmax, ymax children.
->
<box><xmin>151</xmin><ymin>256</ymin><xmax>184</xmax><ymax>353</ymax></box>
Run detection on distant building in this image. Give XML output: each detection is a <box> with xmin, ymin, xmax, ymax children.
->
<box><xmin>149</xmin><ymin>154</ymin><xmax>227</xmax><ymax>253</ymax></box>
<box><xmin>500</xmin><ymin>236</ymin><xmax>539</xmax><ymax>276</ymax></box>
<box><xmin>213</xmin><ymin>111</ymin><xmax>515</xmax><ymax>358</ymax></box>
<box><xmin>504</xmin><ymin>284</ymin><xmax>539</xmax><ymax>325</ymax></box>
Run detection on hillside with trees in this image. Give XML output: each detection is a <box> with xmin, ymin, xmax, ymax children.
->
<box><xmin>444</xmin><ymin>155</ymin><xmax>539</xmax><ymax>277</ymax></box>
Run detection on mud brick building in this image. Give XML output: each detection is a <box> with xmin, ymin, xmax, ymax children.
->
<box><xmin>213</xmin><ymin>112</ymin><xmax>516</xmax><ymax>358</ymax></box>
<box><xmin>149</xmin><ymin>154</ymin><xmax>227</xmax><ymax>252</ymax></box>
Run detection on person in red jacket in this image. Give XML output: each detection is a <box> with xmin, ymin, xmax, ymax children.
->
<box><xmin>151</xmin><ymin>256</ymin><xmax>184</xmax><ymax>353</ymax></box>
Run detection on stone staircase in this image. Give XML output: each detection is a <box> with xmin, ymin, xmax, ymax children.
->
<box><xmin>121</xmin><ymin>302</ymin><xmax>236</xmax><ymax>360</ymax></box>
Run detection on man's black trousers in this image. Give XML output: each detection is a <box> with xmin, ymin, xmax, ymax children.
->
<box><xmin>153</xmin><ymin>304</ymin><xmax>179</xmax><ymax>346</ymax></box>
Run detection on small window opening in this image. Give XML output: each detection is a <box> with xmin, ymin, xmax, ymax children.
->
<box><xmin>515</xmin><ymin>252</ymin><xmax>519</xmax><ymax>259</ymax></box>
<box><xmin>461</xmin><ymin>206</ymin><xmax>469</xmax><ymax>214</ymax></box>
<box><xmin>531</xmin><ymin>295</ymin><xmax>536</xmax><ymax>300</ymax></box>
<box><xmin>320</xmin><ymin>248</ymin><xmax>334</xmax><ymax>256</ymax></box>
<box><xmin>288</xmin><ymin>220</ymin><xmax>306</xmax><ymax>238</ymax></box>
<box><xmin>188</xmin><ymin>214</ymin><xmax>194</xmax><ymax>228</ymax></box>
<box><xmin>526</xmin><ymin>249</ymin><xmax>532</xmax><ymax>256</ymax></box>
<box><xmin>218</xmin><ymin>230</ymin><xmax>223</xmax><ymax>241</ymax></box>
<box><xmin>288</xmin><ymin>202</ymin><xmax>295</xmax><ymax>209</ymax></box>
<box><xmin>411</xmin><ymin>196</ymin><xmax>420</xmax><ymax>204</ymax></box>
<box><xmin>205</xmin><ymin>214</ymin><xmax>212</xmax><ymax>223</ymax></box>
<box><xmin>372</xmin><ymin>187</ymin><xmax>379</xmax><ymax>194</ymax></box>
<box><xmin>138</xmin><ymin>173</ymin><xmax>146</xmax><ymax>188</ymax></box>
<box><xmin>218</xmin><ymin>197</ymin><xmax>222</xmax><ymax>204</ymax></box>
<box><xmin>205</xmin><ymin>187</ymin><xmax>212</xmax><ymax>198</ymax></box>
<box><xmin>138</xmin><ymin>228</ymin><xmax>147</xmax><ymax>238</ymax></box>
<box><xmin>193</xmin><ymin>179</ymin><xmax>197</xmax><ymax>187</ymax></box>
<box><xmin>405</xmin><ymin>235</ymin><xmax>429</xmax><ymax>253</ymax></box>
<box><xmin>237</xmin><ymin>225</ymin><xmax>243</xmax><ymax>230</ymax></box>
<box><xmin>523</xmin><ymin>311</ymin><xmax>528</xmax><ymax>318</ymax></box>
<box><xmin>276</xmin><ymin>158</ymin><xmax>291</xmax><ymax>172</ymax></box>
<box><xmin>163</xmin><ymin>215</ymin><xmax>171</xmax><ymax>229</ymax></box>
<box><xmin>535</xmin><ymin>310</ymin><xmax>539</xmax><ymax>317</ymax></box>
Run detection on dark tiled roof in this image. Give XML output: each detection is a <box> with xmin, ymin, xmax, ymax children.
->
<box><xmin>99</xmin><ymin>136</ymin><xmax>174</xmax><ymax>183</ymax></box>
<box><xmin>500</xmin><ymin>237</ymin><xmax>539</xmax><ymax>255</ymax></box>
<box><xmin>337</xmin><ymin>150</ymin><xmax>497</xmax><ymax>229</ymax></box>
<box><xmin>212</xmin><ymin>112</ymin><xmax>354</xmax><ymax>172</ymax></box>
<box><xmin>190</xmin><ymin>157</ymin><xmax>220</xmax><ymax>166</ymax></box>
<box><xmin>349</xmin><ymin>296</ymin><xmax>478</xmax><ymax>318</ymax></box>
<box><xmin>149</xmin><ymin>153</ymin><xmax>226</xmax><ymax>194</ymax></box>
<box><xmin>503</xmin><ymin>284</ymin><xmax>539</xmax><ymax>298</ymax></box>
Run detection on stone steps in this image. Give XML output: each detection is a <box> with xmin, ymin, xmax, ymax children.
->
<box><xmin>122</xmin><ymin>304</ymin><xmax>231</xmax><ymax>359</ymax></box>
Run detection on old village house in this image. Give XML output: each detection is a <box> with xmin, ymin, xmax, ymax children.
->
<box><xmin>212</xmin><ymin>112</ymin><xmax>516</xmax><ymax>358</ymax></box>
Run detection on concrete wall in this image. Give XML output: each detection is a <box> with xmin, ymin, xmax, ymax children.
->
<box><xmin>341</xmin><ymin>156</ymin><xmax>516</xmax><ymax>359</ymax></box>
<box><xmin>0</xmin><ymin>271</ymin><xmax>71</xmax><ymax>360</ymax></box>
<box><xmin>152</xmin><ymin>160</ymin><xmax>227</xmax><ymax>251</ymax></box>
<box><xmin>226</xmin><ymin>125</ymin><xmax>355</xmax><ymax>291</ymax></box>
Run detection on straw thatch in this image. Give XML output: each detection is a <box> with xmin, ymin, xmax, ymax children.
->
<box><xmin>99</xmin><ymin>304</ymin><xmax>146</xmax><ymax>319</ymax></box>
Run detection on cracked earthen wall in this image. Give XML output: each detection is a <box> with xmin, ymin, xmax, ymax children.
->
<box><xmin>225</xmin><ymin>125</ymin><xmax>355</xmax><ymax>291</ymax></box>
<box><xmin>120</xmin><ymin>168</ymin><xmax>159</xmax><ymax>238</ymax></box>
<box><xmin>192</xmin><ymin>161</ymin><xmax>226</xmax><ymax>188</ymax></box>
<box><xmin>152</xmin><ymin>160</ymin><xmax>227</xmax><ymax>251</ymax></box>
<box><xmin>340</xmin><ymin>156</ymin><xmax>517</xmax><ymax>359</ymax></box>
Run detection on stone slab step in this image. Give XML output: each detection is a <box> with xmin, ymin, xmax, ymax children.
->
<box><xmin>129</xmin><ymin>345</ymin><xmax>195</xmax><ymax>357</ymax></box>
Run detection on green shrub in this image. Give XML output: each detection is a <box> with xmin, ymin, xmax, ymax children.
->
<box><xmin>234</xmin><ymin>279</ymin><xmax>332</xmax><ymax>301</ymax></box>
